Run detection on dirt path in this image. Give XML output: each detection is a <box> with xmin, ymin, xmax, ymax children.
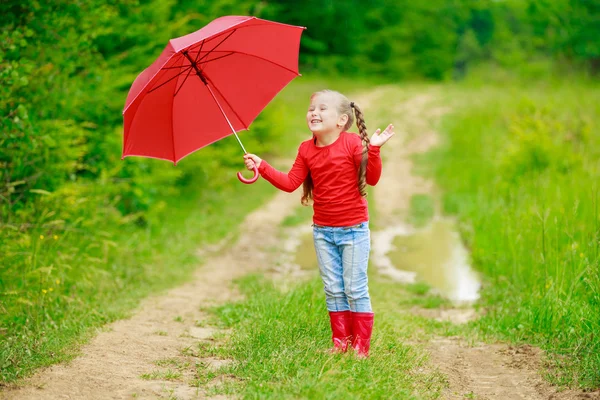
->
<box><xmin>429</xmin><ymin>338</ymin><xmax>599</xmax><ymax>400</ymax></box>
<box><xmin>3</xmin><ymin>190</ymin><xmax>302</xmax><ymax>399</ymax></box>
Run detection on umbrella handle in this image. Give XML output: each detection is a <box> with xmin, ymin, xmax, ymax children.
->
<box><xmin>237</xmin><ymin>165</ymin><xmax>259</xmax><ymax>184</ymax></box>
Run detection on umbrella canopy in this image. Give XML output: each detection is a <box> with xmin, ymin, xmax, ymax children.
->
<box><xmin>122</xmin><ymin>16</ymin><xmax>304</xmax><ymax>178</ymax></box>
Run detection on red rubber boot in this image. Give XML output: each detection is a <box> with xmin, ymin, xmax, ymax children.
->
<box><xmin>328</xmin><ymin>311</ymin><xmax>353</xmax><ymax>352</ymax></box>
<box><xmin>351</xmin><ymin>312</ymin><xmax>374</xmax><ymax>358</ymax></box>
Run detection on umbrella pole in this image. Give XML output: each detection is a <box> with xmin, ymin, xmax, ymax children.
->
<box><xmin>205</xmin><ymin>84</ymin><xmax>247</xmax><ymax>154</ymax></box>
<box><xmin>205</xmin><ymin>82</ymin><xmax>259</xmax><ymax>184</ymax></box>
<box><xmin>182</xmin><ymin>51</ymin><xmax>257</xmax><ymax>183</ymax></box>
<box><xmin>182</xmin><ymin>50</ymin><xmax>250</xmax><ymax>155</ymax></box>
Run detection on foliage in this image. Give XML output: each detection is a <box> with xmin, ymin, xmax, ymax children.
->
<box><xmin>2</xmin><ymin>0</ymin><xmax>599</xmax><ymax>217</ymax></box>
<box><xmin>0</xmin><ymin>0</ymin><xmax>289</xmax><ymax>383</ymax></box>
<box><xmin>258</xmin><ymin>0</ymin><xmax>599</xmax><ymax>79</ymax></box>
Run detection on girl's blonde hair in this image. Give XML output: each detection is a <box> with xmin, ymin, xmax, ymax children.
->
<box><xmin>301</xmin><ymin>90</ymin><xmax>370</xmax><ymax>206</ymax></box>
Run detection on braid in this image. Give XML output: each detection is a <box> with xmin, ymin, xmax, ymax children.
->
<box><xmin>352</xmin><ymin>102</ymin><xmax>369</xmax><ymax>197</ymax></box>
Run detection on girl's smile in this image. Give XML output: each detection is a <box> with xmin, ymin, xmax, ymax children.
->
<box><xmin>306</xmin><ymin>93</ymin><xmax>347</xmax><ymax>134</ymax></box>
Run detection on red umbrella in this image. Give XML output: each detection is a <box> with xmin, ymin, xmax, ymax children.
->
<box><xmin>122</xmin><ymin>16</ymin><xmax>305</xmax><ymax>183</ymax></box>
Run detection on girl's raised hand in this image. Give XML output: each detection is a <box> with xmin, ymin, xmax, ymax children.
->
<box><xmin>243</xmin><ymin>153</ymin><xmax>262</xmax><ymax>170</ymax></box>
<box><xmin>370</xmin><ymin>124</ymin><xmax>395</xmax><ymax>147</ymax></box>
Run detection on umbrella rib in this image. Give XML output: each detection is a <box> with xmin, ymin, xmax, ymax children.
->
<box><xmin>197</xmin><ymin>29</ymin><xmax>236</xmax><ymax>63</ymax></box>
<box><xmin>227</xmin><ymin>51</ymin><xmax>299</xmax><ymax>75</ymax></box>
<box><xmin>193</xmin><ymin>38</ymin><xmax>204</xmax><ymax>64</ymax></box>
<box><xmin>173</xmin><ymin>65</ymin><xmax>194</xmax><ymax>97</ymax></box>
<box><xmin>185</xmin><ymin>28</ymin><xmax>233</xmax><ymax>54</ymax></box>
<box><xmin>183</xmin><ymin>21</ymin><xmax>298</xmax><ymax>54</ymax></box>
<box><xmin>186</xmin><ymin>50</ymin><xmax>299</xmax><ymax>76</ymax></box>
<box><xmin>148</xmin><ymin>66</ymin><xmax>192</xmax><ymax>94</ymax></box>
<box><xmin>197</xmin><ymin>52</ymin><xmax>234</xmax><ymax>65</ymax></box>
<box><xmin>184</xmin><ymin>51</ymin><xmax>234</xmax><ymax>66</ymax></box>
<box><xmin>160</xmin><ymin>62</ymin><xmax>192</xmax><ymax>70</ymax></box>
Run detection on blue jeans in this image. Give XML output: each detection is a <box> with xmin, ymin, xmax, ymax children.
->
<box><xmin>313</xmin><ymin>221</ymin><xmax>372</xmax><ymax>313</ymax></box>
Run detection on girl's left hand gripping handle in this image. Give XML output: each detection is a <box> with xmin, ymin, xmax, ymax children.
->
<box><xmin>237</xmin><ymin>165</ymin><xmax>259</xmax><ymax>184</ymax></box>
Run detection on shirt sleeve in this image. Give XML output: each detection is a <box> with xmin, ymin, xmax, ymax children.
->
<box><xmin>366</xmin><ymin>145</ymin><xmax>382</xmax><ymax>185</ymax></box>
<box><xmin>258</xmin><ymin>146</ymin><xmax>309</xmax><ymax>193</ymax></box>
<box><xmin>353</xmin><ymin>137</ymin><xmax>382</xmax><ymax>186</ymax></box>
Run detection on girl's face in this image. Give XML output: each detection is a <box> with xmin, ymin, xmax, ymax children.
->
<box><xmin>306</xmin><ymin>93</ymin><xmax>348</xmax><ymax>134</ymax></box>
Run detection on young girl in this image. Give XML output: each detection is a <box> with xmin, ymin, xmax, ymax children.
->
<box><xmin>243</xmin><ymin>89</ymin><xmax>394</xmax><ymax>357</ymax></box>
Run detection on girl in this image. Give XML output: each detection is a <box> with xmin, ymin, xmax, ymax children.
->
<box><xmin>243</xmin><ymin>89</ymin><xmax>394</xmax><ymax>357</ymax></box>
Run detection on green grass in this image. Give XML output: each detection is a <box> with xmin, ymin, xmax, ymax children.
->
<box><xmin>140</xmin><ymin>369</ymin><xmax>182</xmax><ymax>381</ymax></box>
<box><xmin>281</xmin><ymin>205</ymin><xmax>313</xmax><ymax>227</ymax></box>
<box><xmin>422</xmin><ymin>79</ymin><xmax>600</xmax><ymax>389</ymax></box>
<box><xmin>205</xmin><ymin>275</ymin><xmax>448</xmax><ymax>399</ymax></box>
<box><xmin>153</xmin><ymin>357</ymin><xmax>190</xmax><ymax>369</ymax></box>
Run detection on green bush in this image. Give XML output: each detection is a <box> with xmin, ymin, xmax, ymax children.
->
<box><xmin>0</xmin><ymin>0</ymin><xmax>290</xmax><ymax>382</ymax></box>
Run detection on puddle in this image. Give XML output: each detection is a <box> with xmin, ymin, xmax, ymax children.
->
<box><xmin>376</xmin><ymin>218</ymin><xmax>480</xmax><ymax>304</ymax></box>
<box><xmin>371</xmin><ymin>225</ymin><xmax>419</xmax><ymax>284</ymax></box>
<box><xmin>271</xmin><ymin>224</ymin><xmax>315</xmax><ymax>281</ymax></box>
<box><xmin>282</xmin><ymin>219</ymin><xmax>479</xmax><ymax>304</ymax></box>
<box><xmin>293</xmin><ymin>232</ymin><xmax>317</xmax><ymax>271</ymax></box>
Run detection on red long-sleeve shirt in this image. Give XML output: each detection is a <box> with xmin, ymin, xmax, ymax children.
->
<box><xmin>258</xmin><ymin>131</ymin><xmax>382</xmax><ymax>227</ymax></box>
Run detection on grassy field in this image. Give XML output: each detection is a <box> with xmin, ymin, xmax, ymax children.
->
<box><xmin>202</xmin><ymin>275</ymin><xmax>453</xmax><ymax>399</ymax></box>
<box><xmin>423</xmin><ymin>78</ymin><xmax>600</xmax><ymax>388</ymax></box>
